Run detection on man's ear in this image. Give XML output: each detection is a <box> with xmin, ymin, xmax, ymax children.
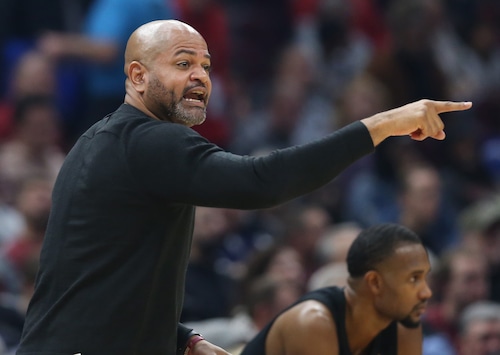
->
<box><xmin>127</xmin><ymin>61</ymin><xmax>147</xmax><ymax>93</ymax></box>
<box><xmin>365</xmin><ymin>270</ymin><xmax>383</xmax><ymax>295</ymax></box>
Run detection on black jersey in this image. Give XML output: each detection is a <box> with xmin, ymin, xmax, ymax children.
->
<box><xmin>17</xmin><ymin>104</ymin><xmax>373</xmax><ymax>355</ymax></box>
<box><xmin>241</xmin><ymin>286</ymin><xmax>398</xmax><ymax>355</ymax></box>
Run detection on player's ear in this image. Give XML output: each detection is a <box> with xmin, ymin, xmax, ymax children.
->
<box><xmin>365</xmin><ymin>270</ymin><xmax>383</xmax><ymax>295</ymax></box>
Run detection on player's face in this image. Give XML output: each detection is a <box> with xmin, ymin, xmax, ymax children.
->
<box><xmin>145</xmin><ymin>30</ymin><xmax>212</xmax><ymax>126</ymax></box>
<box><xmin>375</xmin><ymin>243</ymin><xmax>432</xmax><ymax>328</ymax></box>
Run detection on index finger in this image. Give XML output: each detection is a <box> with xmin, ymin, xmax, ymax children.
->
<box><xmin>433</xmin><ymin>101</ymin><xmax>473</xmax><ymax>114</ymax></box>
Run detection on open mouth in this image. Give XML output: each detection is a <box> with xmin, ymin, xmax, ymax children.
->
<box><xmin>183</xmin><ymin>88</ymin><xmax>206</xmax><ymax>106</ymax></box>
<box><xmin>414</xmin><ymin>304</ymin><xmax>427</xmax><ymax>314</ymax></box>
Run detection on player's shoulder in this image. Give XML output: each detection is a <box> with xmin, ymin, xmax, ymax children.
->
<box><xmin>278</xmin><ymin>299</ymin><xmax>335</xmax><ymax>334</ymax></box>
<box><xmin>266</xmin><ymin>298</ymin><xmax>339</xmax><ymax>355</ymax></box>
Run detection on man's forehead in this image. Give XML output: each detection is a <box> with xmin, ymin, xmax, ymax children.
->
<box><xmin>381</xmin><ymin>243</ymin><xmax>429</xmax><ymax>270</ymax></box>
<box><xmin>145</xmin><ymin>32</ymin><xmax>209</xmax><ymax>64</ymax></box>
<box><xmin>170</xmin><ymin>46</ymin><xmax>211</xmax><ymax>59</ymax></box>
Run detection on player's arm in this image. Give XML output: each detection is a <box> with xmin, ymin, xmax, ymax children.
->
<box><xmin>397</xmin><ymin>323</ymin><xmax>423</xmax><ymax>355</ymax></box>
<box><xmin>266</xmin><ymin>300</ymin><xmax>339</xmax><ymax>355</ymax></box>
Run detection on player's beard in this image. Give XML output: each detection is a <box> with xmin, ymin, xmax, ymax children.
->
<box><xmin>399</xmin><ymin>303</ymin><xmax>426</xmax><ymax>329</ymax></box>
<box><xmin>148</xmin><ymin>75</ymin><xmax>206</xmax><ymax>127</ymax></box>
<box><xmin>399</xmin><ymin>316</ymin><xmax>421</xmax><ymax>329</ymax></box>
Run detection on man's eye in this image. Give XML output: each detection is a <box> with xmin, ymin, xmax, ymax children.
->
<box><xmin>203</xmin><ymin>65</ymin><xmax>212</xmax><ymax>73</ymax></box>
<box><xmin>178</xmin><ymin>62</ymin><xmax>189</xmax><ymax>68</ymax></box>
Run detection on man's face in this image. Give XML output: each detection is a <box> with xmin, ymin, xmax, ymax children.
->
<box><xmin>448</xmin><ymin>255</ymin><xmax>489</xmax><ymax>309</ymax></box>
<box><xmin>460</xmin><ymin>319</ymin><xmax>500</xmax><ymax>355</ymax></box>
<box><xmin>21</xmin><ymin>105</ymin><xmax>60</xmax><ymax>149</ymax></box>
<box><xmin>144</xmin><ymin>29</ymin><xmax>212</xmax><ymax>126</ymax></box>
<box><xmin>16</xmin><ymin>180</ymin><xmax>53</xmax><ymax>234</ymax></box>
<box><xmin>374</xmin><ymin>243</ymin><xmax>432</xmax><ymax>328</ymax></box>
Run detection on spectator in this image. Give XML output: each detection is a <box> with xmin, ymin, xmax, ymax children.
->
<box><xmin>229</xmin><ymin>43</ymin><xmax>335</xmax><ymax>156</ymax></box>
<box><xmin>0</xmin><ymin>50</ymin><xmax>57</xmax><ymax>141</ymax></box>
<box><xmin>458</xmin><ymin>301</ymin><xmax>500</xmax><ymax>355</ymax></box>
<box><xmin>0</xmin><ymin>0</ymin><xmax>93</xmax><ymax>94</ymax></box>
<box><xmin>311</xmin><ymin>72</ymin><xmax>391</xmax><ymax>220</ymax></box>
<box><xmin>225</xmin><ymin>0</ymin><xmax>294</xmax><ymax>100</ymax></box>
<box><xmin>423</xmin><ymin>246</ymin><xmax>490</xmax><ymax>349</ymax></box>
<box><xmin>344</xmin><ymin>137</ymin><xmax>426</xmax><ymax>227</ymax></box>
<box><xmin>0</xmin><ymin>95</ymin><xmax>64</xmax><ymax>204</ymax></box>
<box><xmin>0</xmin><ymin>253</ymin><xmax>39</xmax><ymax>354</ymax></box>
<box><xmin>314</xmin><ymin>221</ymin><xmax>362</xmax><ymax>266</ymax></box>
<box><xmin>459</xmin><ymin>194</ymin><xmax>500</xmax><ymax>302</ymax></box>
<box><xmin>396</xmin><ymin>163</ymin><xmax>459</xmax><ymax>255</ymax></box>
<box><xmin>2</xmin><ymin>177</ymin><xmax>53</xmax><ymax>274</ymax></box>
<box><xmin>0</xmin><ymin>199</ymin><xmax>23</xmax><ymax>249</ymax></box>
<box><xmin>0</xmin><ymin>178</ymin><xmax>51</xmax><ymax>354</ymax></box>
<box><xmin>367</xmin><ymin>0</ymin><xmax>449</xmax><ymax>108</ymax></box>
<box><xmin>37</xmin><ymin>0</ymin><xmax>178</xmax><ymax>140</ymax></box>
<box><xmin>185</xmin><ymin>275</ymin><xmax>302</xmax><ymax>354</ymax></box>
<box><xmin>307</xmin><ymin>261</ymin><xmax>349</xmax><ymax>291</ymax></box>
<box><xmin>240</xmin><ymin>243</ymin><xmax>307</xmax><ymax>304</ymax></box>
<box><xmin>306</xmin><ymin>222</ymin><xmax>361</xmax><ymax>290</ymax></box>
<box><xmin>295</xmin><ymin>0</ymin><xmax>373</xmax><ymax>103</ymax></box>
<box><xmin>367</xmin><ymin>0</ymin><xmax>451</xmax><ymax>166</ymax></box>
<box><xmin>442</xmin><ymin>114</ymin><xmax>496</xmax><ymax>211</ymax></box>
<box><xmin>181</xmin><ymin>207</ymin><xmax>236</xmax><ymax>322</ymax></box>
<box><xmin>281</xmin><ymin>204</ymin><xmax>331</xmax><ymax>279</ymax></box>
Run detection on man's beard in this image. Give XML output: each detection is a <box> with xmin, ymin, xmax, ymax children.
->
<box><xmin>399</xmin><ymin>316</ymin><xmax>421</xmax><ymax>329</ymax></box>
<box><xmin>398</xmin><ymin>303</ymin><xmax>426</xmax><ymax>329</ymax></box>
<box><xmin>148</xmin><ymin>76</ymin><xmax>206</xmax><ymax>127</ymax></box>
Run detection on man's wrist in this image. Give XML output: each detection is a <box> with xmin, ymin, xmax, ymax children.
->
<box><xmin>177</xmin><ymin>326</ymin><xmax>200</xmax><ymax>355</ymax></box>
<box><xmin>184</xmin><ymin>334</ymin><xmax>205</xmax><ymax>355</ymax></box>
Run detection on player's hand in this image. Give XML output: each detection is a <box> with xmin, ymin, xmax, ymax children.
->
<box><xmin>361</xmin><ymin>99</ymin><xmax>473</xmax><ymax>146</ymax></box>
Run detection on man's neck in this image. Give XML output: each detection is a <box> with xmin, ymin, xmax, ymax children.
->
<box><xmin>344</xmin><ymin>287</ymin><xmax>392</xmax><ymax>355</ymax></box>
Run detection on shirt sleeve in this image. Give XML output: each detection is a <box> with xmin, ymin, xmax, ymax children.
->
<box><xmin>127</xmin><ymin>120</ymin><xmax>374</xmax><ymax>209</ymax></box>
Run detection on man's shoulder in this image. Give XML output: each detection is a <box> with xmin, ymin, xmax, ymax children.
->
<box><xmin>300</xmin><ymin>286</ymin><xmax>344</xmax><ymax>306</ymax></box>
<box><xmin>280</xmin><ymin>297</ymin><xmax>336</xmax><ymax>331</ymax></box>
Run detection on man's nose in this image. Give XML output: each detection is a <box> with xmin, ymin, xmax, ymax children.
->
<box><xmin>190</xmin><ymin>66</ymin><xmax>209</xmax><ymax>85</ymax></box>
<box><xmin>420</xmin><ymin>281</ymin><xmax>433</xmax><ymax>300</ymax></box>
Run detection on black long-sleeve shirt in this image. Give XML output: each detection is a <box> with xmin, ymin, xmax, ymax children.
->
<box><xmin>17</xmin><ymin>104</ymin><xmax>374</xmax><ymax>355</ymax></box>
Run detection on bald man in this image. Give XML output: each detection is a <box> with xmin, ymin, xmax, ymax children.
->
<box><xmin>17</xmin><ymin>20</ymin><xmax>471</xmax><ymax>355</ymax></box>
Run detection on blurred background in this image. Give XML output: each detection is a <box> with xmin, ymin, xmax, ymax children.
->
<box><xmin>0</xmin><ymin>0</ymin><xmax>500</xmax><ymax>354</ymax></box>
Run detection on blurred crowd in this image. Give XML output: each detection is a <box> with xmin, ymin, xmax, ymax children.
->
<box><xmin>0</xmin><ymin>0</ymin><xmax>500</xmax><ymax>354</ymax></box>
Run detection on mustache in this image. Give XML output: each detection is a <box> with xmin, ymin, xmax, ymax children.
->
<box><xmin>183</xmin><ymin>83</ymin><xmax>206</xmax><ymax>94</ymax></box>
<box><xmin>413</xmin><ymin>301</ymin><xmax>428</xmax><ymax>311</ymax></box>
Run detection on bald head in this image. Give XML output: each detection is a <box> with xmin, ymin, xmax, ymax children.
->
<box><xmin>124</xmin><ymin>20</ymin><xmax>204</xmax><ymax>74</ymax></box>
<box><xmin>123</xmin><ymin>19</ymin><xmax>212</xmax><ymax>126</ymax></box>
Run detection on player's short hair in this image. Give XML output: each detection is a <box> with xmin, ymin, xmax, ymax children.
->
<box><xmin>347</xmin><ymin>223</ymin><xmax>422</xmax><ymax>278</ymax></box>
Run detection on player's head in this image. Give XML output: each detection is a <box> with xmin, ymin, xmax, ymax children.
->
<box><xmin>347</xmin><ymin>223</ymin><xmax>432</xmax><ymax>328</ymax></box>
<box><xmin>124</xmin><ymin>20</ymin><xmax>211</xmax><ymax>127</ymax></box>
